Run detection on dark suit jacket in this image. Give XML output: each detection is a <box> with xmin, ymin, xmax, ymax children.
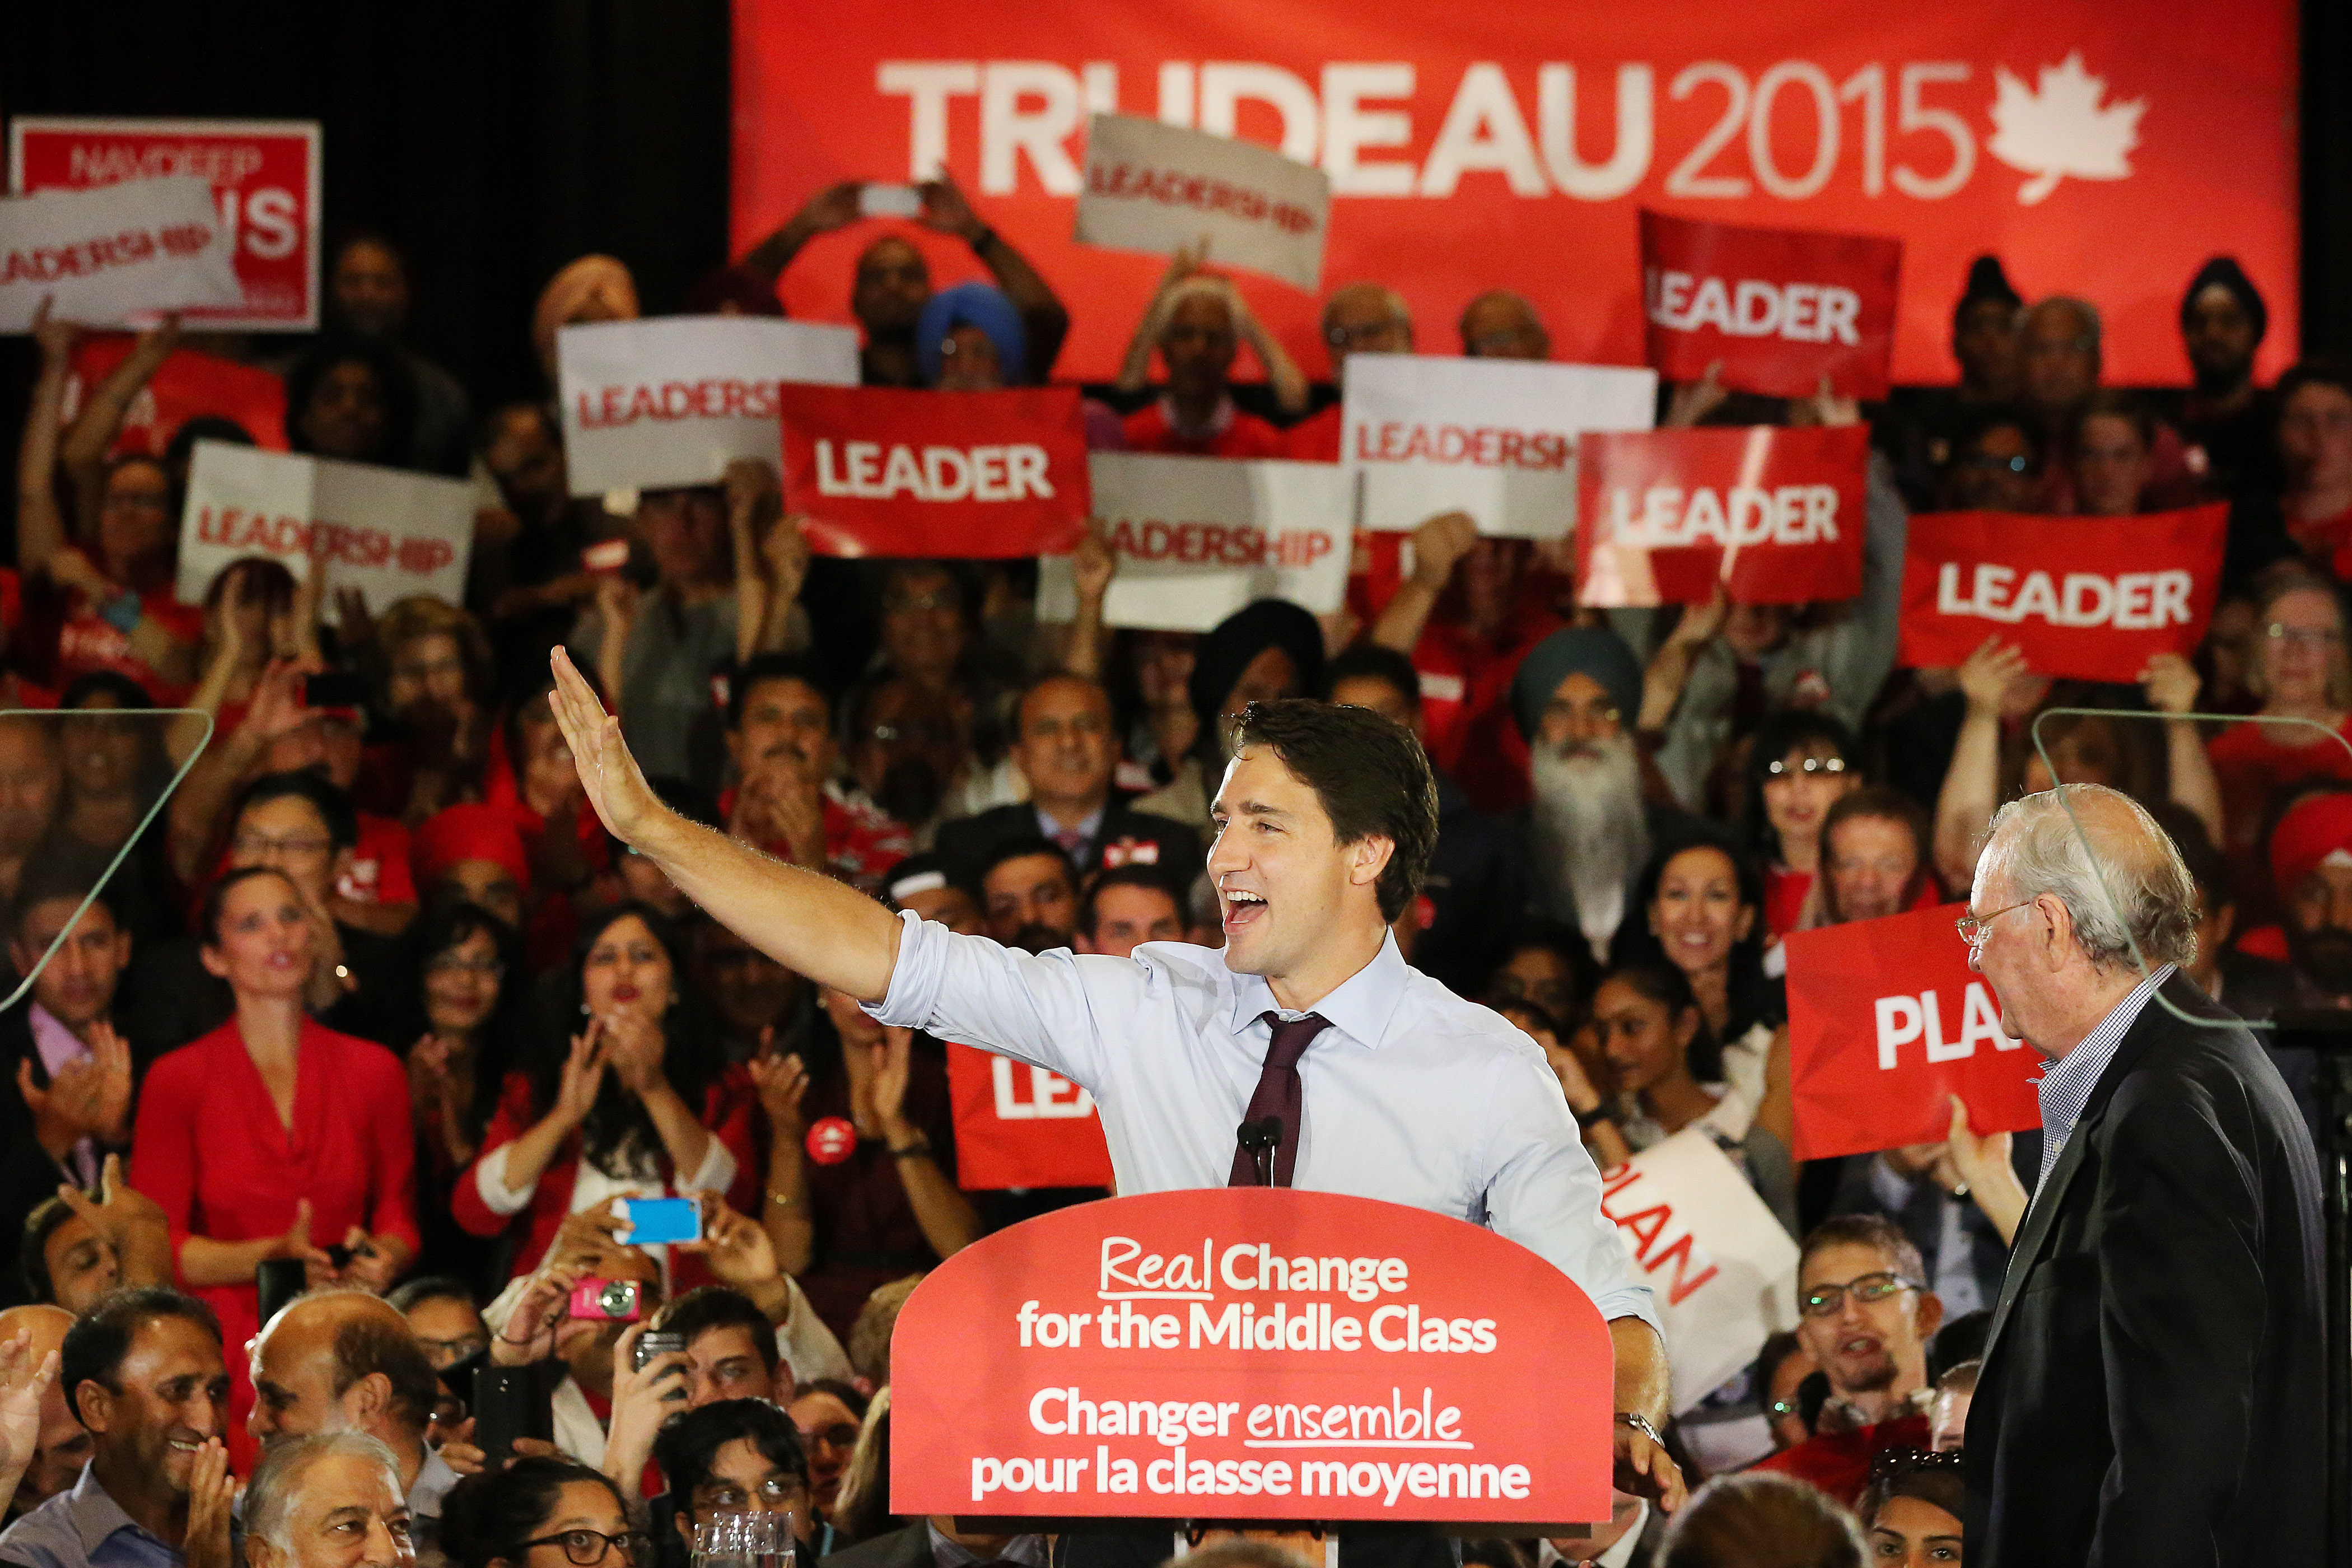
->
<box><xmin>0</xmin><ymin>1002</ymin><xmax>155</xmax><ymax>1308</ymax></box>
<box><xmin>821</xmin><ymin>1523</ymin><xmax>933</xmax><ymax>1568</ymax></box>
<box><xmin>935</xmin><ymin>802</ymin><xmax>1201</xmax><ymax>886</ymax></box>
<box><xmin>1963</xmin><ymin>972</ymin><xmax>2324</xmax><ymax>1567</ymax></box>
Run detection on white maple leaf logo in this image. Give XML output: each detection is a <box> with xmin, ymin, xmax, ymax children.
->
<box><xmin>1986</xmin><ymin>52</ymin><xmax>2147</xmax><ymax>205</ymax></box>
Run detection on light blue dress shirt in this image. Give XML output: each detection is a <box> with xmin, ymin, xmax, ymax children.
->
<box><xmin>867</xmin><ymin>911</ymin><xmax>1658</xmax><ymax>1329</ymax></box>
<box><xmin>0</xmin><ymin>1463</ymin><xmax>185</xmax><ymax>1568</ymax></box>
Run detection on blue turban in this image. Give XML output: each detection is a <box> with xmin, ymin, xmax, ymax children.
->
<box><xmin>917</xmin><ymin>282</ymin><xmax>1028</xmax><ymax>386</ymax></box>
<box><xmin>1510</xmin><ymin>627</ymin><xmax>1644</xmax><ymax>741</ymax></box>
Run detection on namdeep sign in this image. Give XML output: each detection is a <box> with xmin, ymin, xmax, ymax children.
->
<box><xmin>890</xmin><ymin>1186</ymin><xmax>1612</xmax><ymax>1524</ymax></box>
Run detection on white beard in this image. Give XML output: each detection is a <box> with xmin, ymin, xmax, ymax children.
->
<box><xmin>1530</xmin><ymin>734</ymin><xmax>1650</xmax><ymax>961</ymax></box>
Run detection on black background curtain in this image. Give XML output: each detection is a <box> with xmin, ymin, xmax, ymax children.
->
<box><xmin>0</xmin><ymin>0</ymin><xmax>2346</xmax><ymax>526</ymax></box>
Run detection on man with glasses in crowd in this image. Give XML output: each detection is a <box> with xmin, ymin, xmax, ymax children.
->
<box><xmin>1285</xmin><ymin>283</ymin><xmax>1414</xmax><ymax>461</ymax></box>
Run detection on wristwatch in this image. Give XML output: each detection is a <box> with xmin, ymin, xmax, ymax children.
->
<box><xmin>888</xmin><ymin>1137</ymin><xmax>935</xmax><ymax>1160</ymax></box>
<box><xmin>1614</xmin><ymin>1411</ymin><xmax>1664</xmax><ymax>1446</ymax></box>
<box><xmin>1574</xmin><ymin>1104</ymin><xmax>1616</xmax><ymax>1131</ymax></box>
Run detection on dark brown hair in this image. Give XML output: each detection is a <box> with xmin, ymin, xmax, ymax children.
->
<box><xmin>1660</xmin><ymin>1472</ymin><xmax>1867</xmax><ymax>1568</ymax></box>
<box><xmin>1231</xmin><ymin>698</ymin><xmax>1437</xmax><ymax>922</ymax></box>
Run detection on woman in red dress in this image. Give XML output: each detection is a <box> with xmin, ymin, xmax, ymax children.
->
<box><xmin>129</xmin><ymin>864</ymin><xmax>420</xmax><ymax>1466</ymax></box>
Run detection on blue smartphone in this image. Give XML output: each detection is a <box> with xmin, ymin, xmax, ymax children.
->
<box><xmin>618</xmin><ymin>1196</ymin><xmax>703</xmax><ymax>1245</ymax></box>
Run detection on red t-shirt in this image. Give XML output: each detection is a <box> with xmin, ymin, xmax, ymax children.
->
<box><xmin>1285</xmin><ymin>404</ymin><xmax>1343</xmax><ymax>461</ymax></box>
<box><xmin>50</xmin><ymin>572</ymin><xmax>204</xmax><ymax>703</ymax></box>
<box><xmin>2208</xmin><ymin>716</ymin><xmax>2352</xmax><ymax>904</ymax></box>
<box><xmin>1751</xmin><ymin>1414</ymin><xmax>1933</xmax><ymax>1507</ymax></box>
<box><xmin>1413</xmin><ymin>589</ymin><xmax>1569</xmax><ymax>813</ymax></box>
<box><xmin>1121</xmin><ymin>399</ymin><xmax>1287</xmax><ymax>459</ymax></box>
<box><xmin>339</xmin><ymin>812</ymin><xmax>419</xmax><ymax>904</ymax></box>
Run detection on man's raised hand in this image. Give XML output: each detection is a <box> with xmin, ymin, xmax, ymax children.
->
<box><xmin>548</xmin><ymin>647</ymin><xmax>662</xmax><ymax>844</ymax></box>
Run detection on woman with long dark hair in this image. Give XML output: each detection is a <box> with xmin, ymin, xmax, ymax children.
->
<box><xmin>452</xmin><ymin>902</ymin><xmax>754</xmax><ymax>1280</ymax></box>
<box><xmin>405</xmin><ymin>895</ymin><xmax>530</xmax><ymax>1292</ymax></box>
<box><xmin>1740</xmin><ymin>710</ymin><xmax>1860</xmax><ymax>941</ymax></box>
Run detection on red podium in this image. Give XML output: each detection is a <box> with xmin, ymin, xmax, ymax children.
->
<box><xmin>891</xmin><ymin>1187</ymin><xmax>1616</xmax><ymax>1534</ymax></box>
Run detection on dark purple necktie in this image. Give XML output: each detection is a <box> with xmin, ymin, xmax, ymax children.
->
<box><xmin>1228</xmin><ymin>1011</ymin><xmax>1331</xmax><ymax>1188</ymax></box>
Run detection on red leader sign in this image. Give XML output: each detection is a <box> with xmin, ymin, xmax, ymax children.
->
<box><xmin>1783</xmin><ymin>903</ymin><xmax>2044</xmax><ymax>1162</ymax></box>
<box><xmin>1639</xmin><ymin>211</ymin><xmax>1901</xmax><ymax>399</ymax></box>
<box><xmin>1575</xmin><ymin>424</ymin><xmax>1867</xmax><ymax>606</ymax></box>
<box><xmin>892</xmin><ymin>1187</ymin><xmax>1614</xmax><ymax>1525</ymax></box>
<box><xmin>67</xmin><ymin>336</ymin><xmax>289</xmax><ymax>459</ymax></box>
<box><xmin>1897</xmin><ymin>505</ymin><xmax>2225</xmax><ymax>682</ymax></box>
<box><xmin>777</xmin><ymin>385</ymin><xmax>1092</xmax><ymax>558</ymax></box>
<box><xmin>947</xmin><ymin>1043</ymin><xmax>1117</xmax><ymax>1191</ymax></box>
<box><xmin>11</xmin><ymin>118</ymin><xmax>323</xmax><ymax>330</ymax></box>
<box><xmin>732</xmin><ymin>3</ymin><xmax>2297</xmax><ymax>389</ymax></box>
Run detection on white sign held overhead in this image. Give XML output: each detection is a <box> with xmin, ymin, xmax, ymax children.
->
<box><xmin>1342</xmin><ymin>353</ymin><xmax>1658</xmax><ymax>538</ymax></box>
<box><xmin>178</xmin><ymin>441</ymin><xmax>474</xmax><ymax>613</ymax></box>
<box><xmin>1075</xmin><ymin>114</ymin><xmax>1332</xmax><ymax>291</ymax></box>
<box><xmin>0</xmin><ymin>176</ymin><xmax>241</xmax><ymax>332</ymax></box>
<box><xmin>1036</xmin><ymin>453</ymin><xmax>1351</xmax><ymax>632</ymax></box>
<box><xmin>557</xmin><ymin>315</ymin><xmax>862</xmax><ymax>496</ymax></box>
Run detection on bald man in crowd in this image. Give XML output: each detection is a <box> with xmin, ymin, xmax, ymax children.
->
<box><xmin>1459</xmin><ymin>291</ymin><xmax>1551</xmax><ymax>360</ymax></box>
<box><xmin>248</xmin><ymin>1292</ymin><xmax>455</xmax><ymax>1555</ymax></box>
<box><xmin>1959</xmin><ymin>785</ymin><xmax>2321</xmax><ymax>1567</ymax></box>
<box><xmin>1287</xmin><ymin>283</ymin><xmax>1415</xmax><ymax>460</ymax></box>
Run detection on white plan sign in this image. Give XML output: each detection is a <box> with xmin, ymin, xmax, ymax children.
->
<box><xmin>1036</xmin><ymin>453</ymin><xmax>1350</xmax><ymax>631</ymax></box>
<box><xmin>1599</xmin><ymin>1130</ymin><xmax>1799</xmax><ymax>1414</ymax></box>
<box><xmin>558</xmin><ymin>315</ymin><xmax>861</xmax><ymax>496</ymax></box>
<box><xmin>179</xmin><ymin>441</ymin><xmax>474</xmax><ymax>612</ymax></box>
<box><xmin>0</xmin><ymin>175</ymin><xmax>240</xmax><ymax>331</ymax></box>
<box><xmin>1342</xmin><ymin>354</ymin><xmax>1657</xmax><ymax>538</ymax></box>
<box><xmin>1075</xmin><ymin>114</ymin><xmax>1332</xmax><ymax>291</ymax></box>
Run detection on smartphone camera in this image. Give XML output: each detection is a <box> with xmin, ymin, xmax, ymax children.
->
<box><xmin>633</xmin><ymin>1329</ymin><xmax>687</xmax><ymax>1374</ymax></box>
<box><xmin>568</xmin><ymin>1278</ymin><xmax>643</xmax><ymax>1322</ymax></box>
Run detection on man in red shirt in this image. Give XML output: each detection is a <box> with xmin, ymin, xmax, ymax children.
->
<box><xmin>1458</xmin><ymin>290</ymin><xmax>1551</xmax><ymax>361</ymax></box>
<box><xmin>1285</xmin><ymin>282</ymin><xmax>1415</xmax><ymax>461</ymax></box>
<box><xmin>1119</xmin><ymin>276</ymin><xmax>1292</xmax><ymax>459</ymax></box>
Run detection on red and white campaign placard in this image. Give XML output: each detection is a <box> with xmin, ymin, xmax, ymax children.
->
<box><xmin>557</xmin><ymin>315</ymin><xmax>861</xmax><ymax>496</ymax></box>
<box><xmin>12</xmin><ymin>118</ymin><xmax>322</xmax><ymax>330</ymax></box>
<box><xmin>179</xmin><ymin>441</ymin><xmax>474</xmax><ymax>612</ymax></box>
<box><xmin>1639</xmin><ymin>211</ymin><xmax>1901</xmax><ymax>399</ymax></box>
<box><xmin>1035</xmin><ymin>453</ymin><xmax>1351</xmax><ymax>630</ymax></box>
<box><xmin>66</xmin><ymin>336</ymin><xmax>289</xmax><ymax>457</ymax></box>
<box><xmin>892</xmin><ymin>1187</ymin><xmax>1613</xmax><ymax>1523</ymax></box>
<box><xmin>1576</xmin><ymin>424</ymin><xmax>1867</xmax><ymax>606</ymax></box>
<box><xmin>1897</xmin><ymin>505</ymin><xmax>2225</xmax><ymax>682</ymax></box>
<box><xmin>1342</xmin><ymin>354</ymin><xmax>1655</xmax><ymax>538</ymax></box>
<box><xmin>736</xmin><ymin>4</ymin><xmax>2295</xmax><ymax>389</ymax></box>
<box><xmin>1599</xmin><ymin>1131</ymin><xmax>1798</xmax><ymax>1413</ymax></box>
<box><xmin>0</xmin><ymin>177</ymin><xmax>240</xmax><ymax>331</ymax></box>
<box><xmin>778</xmin><ymin>384</ymin><xmax>1091</xmax><ymax>558</ymax></box>
<box><xmin>1077</xmin><ymin>114</ymin><xmax>1333</xmax><ymax>291</ymax></box>
<box><xmin>947</xmin><ymin>1044</ymin><xmax>1117</xmax><ymax>1191</ymax></box>
<box><xmin>1784</xmin><ymin>903</ymin><xmax>2044</xmax><ymax>1163</ymax></box>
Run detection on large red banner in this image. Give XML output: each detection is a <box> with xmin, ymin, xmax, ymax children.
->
<box><xmin>946</xmin><ymin>1043</ymin><xmax>1117</xmax><ymax>1190</ymax></box>
<box><xmin>1576</xmin><ymin>424</ymin><xmax>1868</xmax><ymax>606</ymax></box>
<box><xmin>1639</xmin><ymin>212</ymin><xmax>1900</xmax><ymax>398</ymax></box>
<box><xmin>732</xmin><ymin>3</ymin><xmax>2296</xmax><ymax>389</ymax></box>
<box><xmin>776</xmin><ymin>384</ymin><xmax>1092</xmax><ymax>558</ymax></box>
<box><xmin>12</xmin><ymin>118</ymin><xmax>323</xmax><ymax>331</ymax></box>
<box><xmin>68</xmin><ymin>337</ymin><xmax>288</xmax><ymax>459</ymax></box>
<box><xmin>1897</xmin><ymin>504</ymin><xmax>2225</xmax><ymax>682</ymax></box>
<box><xmin>890</xmin><ymin>1187</ymin><xmax>1613</xmax><ymax>1523</ymax></box>
<box><xmin>1784</xmin><ymin>904</ymin><xmax>2045</xmax><ymax>1162</ymax></box>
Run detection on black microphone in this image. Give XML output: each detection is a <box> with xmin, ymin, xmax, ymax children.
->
<box><xmin>1238</xmin><ymin>1117</ymin><xmax>1282</xmax><ymax>1187</ymax></box>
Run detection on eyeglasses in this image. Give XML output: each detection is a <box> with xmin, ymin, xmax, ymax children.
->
<box><xmin>800</xmin><ymin>1421</ymin><xmax>860</xmax><ymax>1452</ymax></box>
<box><xmin>1800</xmin><ymin>1271</ymin><xmax>1921</xmax><ymax>1318</ymax></box>
<box><xmin>2264</xmin><ymin>623</ymin><xmax>2344</xmax><ymax>648</ymax></box>
<box><xmin>1766</xmin><ymin>756</ymin><xmax>1847</xmax><ymax>778</ymax></box>
<box><xmin>1955</xmin><ymin>899</ymin><xmax>2033</xmax><ymax>951</ymax></box>
<box><xmin>1325</xmin><ymin>319</ymin><xmax>1408</xmax><ymax>349</ymax></box>
<box><xmin>517</xmin><ymin>1530</ymin><xmax>652</xmax><ymax>1567</ymax></box>
<box><xmin>696</xmin><ymin>1477</ymin><xmax>807</xmax><ymax>1510</ymax></box>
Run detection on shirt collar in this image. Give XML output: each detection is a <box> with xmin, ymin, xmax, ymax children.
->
<box><xmin>1158</xmin><ymin>394</ymin><xmax>1235</xmax><ymax>441</ymax></box>
<box><xmin>65</xmin><ymin>1461</ymin><xmax>156</xmax><ymax>1558</ymax></box>
<box><xmin>1035</xmin><ymin>804</ymin><xmax>1104</xmax><ymax>844</ymax></box>
<box><xmin>29</xmin><ymin>1003</ymin><xmax>90</xmax><ymax>1078</ymax></box>
<box><xmin>2034</xmin><ymin>963</ymin><xmax>2174</xmax><ymax>1184</ymax></box>
<box><xmin>1226</xmin><ymin>930</ymin><xmax>1411</xmax><ymax>1048</ymax></box>
<box><xmin>926</xmin><ymin>1522</ymin><xmax>1047</xmax><ymax>1568</ymax></box>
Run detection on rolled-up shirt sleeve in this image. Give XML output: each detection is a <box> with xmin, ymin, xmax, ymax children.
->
<box><xmin>865</xmin><ymin>909</ymin><xmax>1128</xmax><ymax>1090</ymax></box>
<box><xmin>1481</xmin><ymin>1051</ymin><xmax>1660</xmax><ymax>1334</ymax></box>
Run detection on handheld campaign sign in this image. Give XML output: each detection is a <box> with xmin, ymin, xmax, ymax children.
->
<box><xmin>556</xmin><ymin>315</ymin><xmax>861</xmax><ymax>496</ymax></box>
<box><xmin>1897</xmin><ymin>505</ymin><xmax>2226</xmax><ymax>682</ymax></box>
<box><xmin>1035</xmin><ymin>454</ymin><xmax>1351</xmax><ymax>631</ymax></box>
<box><xmin>11</xmin><ymin>117</ymin><xmax>323</xmax><ymax>330</ymax></box>
<box><xmin>179</xmin><ymin>441</ymin><xmax>474</xmax><ymax>613</ymax></box>
<box><xmin>778</xmin><ymin>384</ymin><xmax>1093</xmax><ymax>558</ymax></box>
<box><xmin>891</xmin><ymin>1187</ymin><xmax>1613</xmax><ymax>1527</ymax></box>
<box><xmin>1783</xmin><ymin>904</ymin><xmax>2045</xmax><ymax>1163</ymax></box>
<box><xmin>946</xmin><ymin>1044</ymin><xmax>1117</xmax><ymax>1191</ymax></box>
<box><xmin>1576</xmin><ymin>424</ymin><xmax>1869</xmax><ymax>606</ymax></box>
<box><xmin>1640</xmin><ymin>211</ymin><xmax>1902</xmax><ymax>400</ymax></box>
<box><xmin>1342</xmin><ymin>354</ymin><xmax>1656</xmax><ymax>539</ymax></box>
<box><xmin>66</xmin><ymin>335</ymin><xmax>288</xmax><ymax>458</ymax></box>
<box><xmin>1076</xmin><ymin>114</ymin><xmax>1333</xmax><ymax>291</ymax></box>
<box><xmin>0</xmin><ymin>176</ymin><xmax>241</xmax><ymax>330</ymax></box>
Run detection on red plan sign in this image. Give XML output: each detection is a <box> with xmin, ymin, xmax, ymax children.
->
<box><xmin>946</xmin><ymin>1043</ymin><xmax>1116</xmax><ymax>1191</ymax></box>
<box><xmin>1576</xmin><ymin>424</ymin><xmax>1868</xmax><ymax>606</ymax></box>
<box><xmin>1783</xmin><ymin>904</ymin><xmax>2046</xmax><ymax>1162</ymax></box>
<box><xmin>1640</xmin><ymin>211</ymin><xmax>1902</xmax><ymax>399</ymax></box>
<box><xmin>778</xmin><ymin>385</ymin><xmax>1092</xmax><ymax>558</ymax></box>
<box><xmin>12</xmin><ymin>118</ymin><xmax>323</xmax><ymax>330</ymax></box>
<box><xmin>891</xmin><ymin>1188</ymin><xmax>1613</xmax><ymax>1524</ymax></box>
<box><xmin>1897</xmin><ymin>505</ymin><xmax>2225</xmax><ymax>681</ymax></box>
